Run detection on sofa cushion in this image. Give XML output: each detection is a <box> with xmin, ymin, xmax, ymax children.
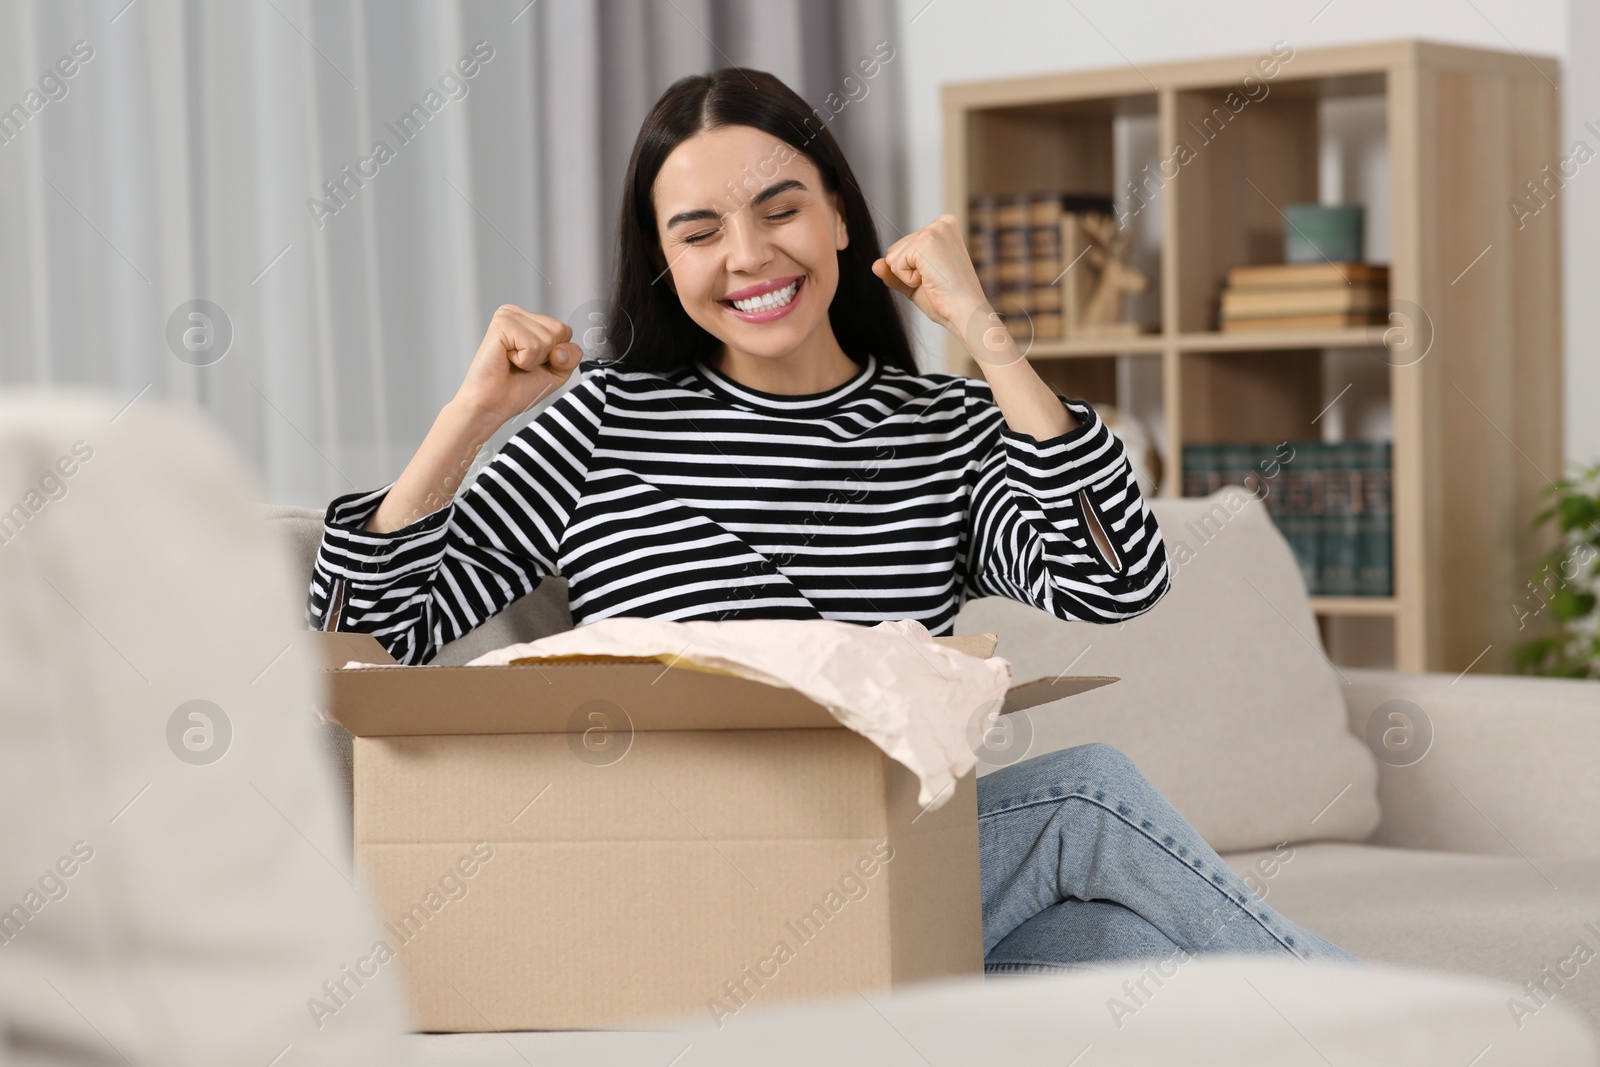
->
<box><xmin>955</xmin><ymin>488</ymin><xmax>1381</xmax><ymax>853</ymax></box>
<box><xmin>0</xmin><ymin>392</ymin><xmax>415</xmax><ymax>1063</ymax></box>
<box><xmin>403</xmin><ymin>954</ymin><xmax>1596</xmax><ymax>1065</ymax></box>
<box><xmin>1224</xmin><ymin>841</ymin><xmax>1600</xmax><ymax>1037</ymax></box>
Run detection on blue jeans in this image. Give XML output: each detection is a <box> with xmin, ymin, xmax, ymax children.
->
<box><xmin>977</xmin><ymin>743</ymin><xmax>1360</xmax><ymax>972</ymax></box>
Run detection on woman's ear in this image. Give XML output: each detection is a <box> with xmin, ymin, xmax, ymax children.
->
<box><xmin>833</xmin><ymin>192</ymin><xmax>849</xmax><ymax>251</ymax></box>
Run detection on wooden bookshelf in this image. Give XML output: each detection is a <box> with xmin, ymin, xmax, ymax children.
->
<box><xmin>1310</xmin><ymin>596</ymin><xmax>1399</xmax><ymax>617</ymax></box>
<box><xmin>943</xmin><ymin>41</ymin><xmax>1563</xmax><ymax>673</ymax></box>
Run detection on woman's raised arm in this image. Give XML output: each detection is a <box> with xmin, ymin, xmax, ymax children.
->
<box><xmin>309</xmin><ymin>304</ymin><xmax>600</xmax><ymax>665</ymax></box>
<box><xmin>365</xmin><ymin>304</ymin><xmax>583</xmax><ymax>533</ymax></box>
<box><xmin>871</xmin><ymin>214</ymin><xmax>1131</xmax><ymax>572</ymax></box>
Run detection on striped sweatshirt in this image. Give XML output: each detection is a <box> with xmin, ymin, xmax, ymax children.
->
<box><xmin>309</xmin><ymin>353</ymin><xmax>1171</xmax><ymax>665</ymax></box>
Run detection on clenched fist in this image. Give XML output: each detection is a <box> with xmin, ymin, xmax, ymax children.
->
<box><xmin>870</xmin><ymin>214</ymin><xmax>990</xmax><ymax>337</ymax></box>
<box><xmin>454</xmin><ymin>304</ymin><xmax>585</xmax><ymax>425</ymax></box>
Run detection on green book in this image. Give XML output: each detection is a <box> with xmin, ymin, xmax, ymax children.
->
<box><xmin>1224</xmin><ymin>443</ymin><xmax>1250</xmax><ymax>497</ymax></box>
<box><xmin>1356</xmin><ymin>441</ymin><xmax>1393</xmax><ymax>596</ymax></box>
<box><xmin>1280</xmin><ymin>442</ymin><xmax>1319</xmax><ymax>594</ymax></box>
<box><xmin>1318</xmin><ymin>443</ymin><xmax>1360</xmax><ymax>597</ymax></box>
<box><xmin>1249</xmin><ymin>443</ymin><xmax>1285</xmax><ymax>517</ymax></box>
<box><xmin>1182</xmin><ymin>443</ymin><xmax>1221</xmax><ymax>498</ymax></box>
<box><xmin>1181</xmin><ymin>444</ymin><xmax>1199</xmax><ymax>497</ymax></box>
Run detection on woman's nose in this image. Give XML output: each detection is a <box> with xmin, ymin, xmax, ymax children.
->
<box><xmin>722</xmin><ymin>209</ymin><xmax>773</xmax><ymax>274</ymax></box>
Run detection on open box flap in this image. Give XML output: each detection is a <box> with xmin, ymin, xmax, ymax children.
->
<box><xmin>1000</xmin><ymin>674</ymin><xmax>1117</xmax><ymax>713</ymax></box>
<box><xmin>304</xmin><ymin>631</ymin><xmax>1117</xmax><ymax>737</ymax></box>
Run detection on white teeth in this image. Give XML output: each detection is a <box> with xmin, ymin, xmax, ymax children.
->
<box><xmin>731</xmin><ymin>280</ymin><xmax>798</xmax><ymax>312</ymax></box>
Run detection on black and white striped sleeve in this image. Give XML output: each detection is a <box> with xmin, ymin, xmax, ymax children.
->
<box><xmin>962</xmin><ymin>380</ymin><xmax>1171</xmax><ymax>623</ymax></box>
<box><xmin>307</xmin><ymin>371</ymin><xmax>607</xmax><ymax>664</ymax></box>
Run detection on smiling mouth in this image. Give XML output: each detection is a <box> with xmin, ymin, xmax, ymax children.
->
<box><xmin>722</xmin><ymin>276</ymin><xmax>803</xmax><ymax>313</ymax></box>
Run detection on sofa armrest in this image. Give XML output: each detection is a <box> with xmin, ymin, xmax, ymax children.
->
<box><xmin>1344</xmin><ymin>668</ymin><xmax>1600</xmax><ymax>860</ymax></box>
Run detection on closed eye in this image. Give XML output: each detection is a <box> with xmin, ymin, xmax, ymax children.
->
<box><xmin>683</xmin><ymin>208</ymin><xmax>800</xmax><ymax>245</ymax></box>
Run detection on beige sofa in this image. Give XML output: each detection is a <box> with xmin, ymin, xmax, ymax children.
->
<box><xmin>267</xmin><ymin>484</ymin><xmax>1600</xmax><ymax>1046</ymax></box>
<box><xmin>4</xmin><ymin>391</ymin><xmax>1593</xmax><ymax>1064</ymax></box>
<box><xmin>956</xmin><ymin>490</ymin><xmax>1600</xmax><ymax>1040</ymax></box>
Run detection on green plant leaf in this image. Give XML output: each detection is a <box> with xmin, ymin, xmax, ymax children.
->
<box><xmin>1513</xmin><ymin>636</ymin><xmax>1563</xmax><ymax>674</ymax></box>
<box><xmin>1558</xmin><ymin>496</ymin><xmax>1597</xmax><ymax>533</ymax></box>
<box><xmin>1518</xmin><ymin>464</ymin><xmax>1600</xmax><ymax>678</ymax></box>
<box><xmin>1550</xmin><ymin>589</ymin><xmax>1596</xmax><ymax>622</ymax></box>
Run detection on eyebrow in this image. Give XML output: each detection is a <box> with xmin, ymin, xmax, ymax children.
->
<box><xmin>664</xmin><ymin>179</ymin><xmax>807</xmax><ymax>229</ymax></box>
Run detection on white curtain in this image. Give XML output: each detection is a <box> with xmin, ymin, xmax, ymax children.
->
<box><xmin>0</xmin><ymin>0</ymin><xmax>908</xmax><ymax>507</ymax></box>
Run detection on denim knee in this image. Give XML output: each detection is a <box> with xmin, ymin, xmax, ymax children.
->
<box><xmin>1065</xmin><ymin>741</ymin><xmax>1138</xmax><ymax>778</ymax></box>
<box><xmin>1028</xmin><ymin>741</ymin><xmax>1142</xmax><ymax>788</ymax></box>
<box><xmin>979</xmin><ymin>741</ymin><xmax>1149</xmax><ymax>814</ymax></box>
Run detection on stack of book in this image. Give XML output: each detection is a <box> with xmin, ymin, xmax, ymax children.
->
<box><xmin>1218</xmin><ymin>262</ymin><xmax>1389</xmax><ymax>332</ymax></box>
<box><xmin>1182</xmin><ymin>441</ymin><xmax>1393</xmax><ymax>597</ymax></box>
<box><xmin>968</xmin><ymin>192</ymin><xmax>1118</xmax><ymax>341</ymax></box>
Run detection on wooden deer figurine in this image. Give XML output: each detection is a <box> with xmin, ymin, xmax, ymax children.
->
<box><xmin>1076</xmin><ymin>213</ymin><xmax>1148</xmax><ymax>338</ymax></box>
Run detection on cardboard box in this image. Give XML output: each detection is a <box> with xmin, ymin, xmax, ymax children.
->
<box><xmin>308</xmin><ymin>629</ymin><xmax>1115</xmax><ymax>1031</ymax></box>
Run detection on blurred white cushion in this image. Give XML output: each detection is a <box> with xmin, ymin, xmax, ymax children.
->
<box><xmin>0</xmin><ymin>391</ymin><xmax>416</xmax><ymax>1065</ymax></box>
<box><xmin>408</xmin><ymin>955</ymin><xmax>1596</xmax><ymax>1066</ymax></box>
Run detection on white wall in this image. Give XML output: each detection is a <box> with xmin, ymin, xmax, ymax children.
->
<box><xmin>894</xmin><ymin>0</ymin><xmax>1593</xmax><ymax>467</ymax></box>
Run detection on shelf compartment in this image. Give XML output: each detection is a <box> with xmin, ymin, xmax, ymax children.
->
<box><xmin>1170</xmin><ymin>87</ymin><xmax>1322</xmax><ymax>334</ymax></box>
<box><xmin>962</xmin><ymin>93</ymin><xmax>1164</xmax><ymax>342</ymax></box>
<box><xmin>1179</xmin><ymin>349</ymin><xmax>1325</xmax><ymax>444</ymax></box>
<box><xmin>965</xmin><ymin>95</ymin><xmax>1156</xmax><ymax>200</ymax></box>
<box><xmin>1168</xmin><ymin>73</ymin><xmax>1390</xmax><ymax>336</ymax></box>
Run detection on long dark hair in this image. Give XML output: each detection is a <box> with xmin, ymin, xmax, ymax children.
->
<box><xmin>604</xmin><ymin>67</ymin><xmax>916</xmax><ymax>376</ymax></box>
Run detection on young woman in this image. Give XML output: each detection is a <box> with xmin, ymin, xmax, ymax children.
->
<box><xmin>309</xmin><ymin>68</ymin><xmax>1357</xmax><ymax>972</ymax></box>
